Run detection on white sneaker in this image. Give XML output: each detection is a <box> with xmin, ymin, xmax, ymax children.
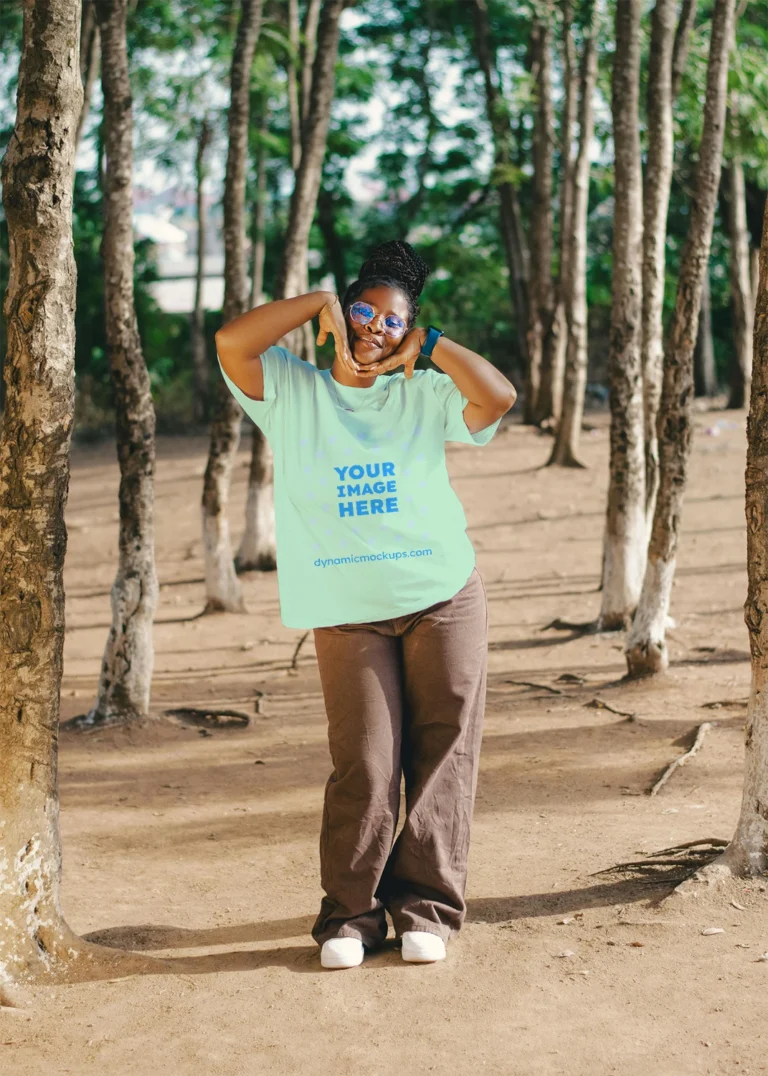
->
<box><xmin>401</xmin><ymin>931</ymin><xmax>447</xmax><ymax>963</ymax></box>
<box><xmin>320</xmin><ymin>937</ymin><xmax>364</xmax><ymax>969</ymax></box>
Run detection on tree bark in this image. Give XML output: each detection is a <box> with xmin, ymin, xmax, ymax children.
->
<box><xmin>548</xmin><ymin>1</ymin><xmax>598</xmax><ymax>468</ymax></box>
<box><xmin>471</xmin><ymin>0</ymin><xmax>530</xmax><ymax>382</ymax></box>
<box><xmin>708</xmin><ymin>193</ymin><xmax>768</xmax><ymax>875</ymax></box>
<box><xmin>694</xmin><ymin>264</ymin><xmax>717</xmax><ymax>396</ymax></box>
<box><xmin>249</xmin><ymin>108</ymin><xmax>269</xmax><ymax>309</ymax></box>
<box><xmin>727</xmin><ymin>154</ymin><xmax>753</xmax><ymax>409</ymax></box>
<box><xmin>201</xmin><ymin>0</ymin><xmax>263</xmax><ymax>613</ymax></box>
<box><xmin>317</xmin><ymin>186</ymin><xmax>347</xmax><ymax>298</ymax></box>
<box><xmin>74</xmin><ymin>0</ymin><xmax>99</xmax><ymax>153</ymax></box>
<box><xmin>287</xmin><ymin>0</ymin><xmax>302</xmax><ymax>174</ymax></box>
<box><xmin>642</xmin><ymin>0</ymin><xmax>684</xmax><ymax>528</ymax></box>
<box><xmin>528</xmin><ymin>8</ymin><xmax>558</xmax><ymax>426</ymax></box>
<box><xmin>237</xmin><ymin>1</ymin><xmax>341</xmax><ymax>575</ymax></box>
<box><xmin>0</xmin><ymin>0</ymin><xmax>86</xmax><ymax>995</ymax></box>
<box><xmin>275</xmin><ymin>0</ymin><xmax>343</xmax><ymax>308</ymax></box>
<box><xmin>599</xmin><ymin>0</ymin><xmax>646</xmax><ymax>631</ymax></box>
<box><xmin>545</xmin><ymin>0</ymin><xmax>578</xmax><ymax>433</ymax></box>
<box><xmin>626</xmin><ymin>0</ymin><xmax>735</xmax><ymax>677</ymax></box>
<box><xmin>85</xmin><ymin>0</ymin><xmax>158</xmax><ymax>726</ymax></box>
<box><xmin>300</xmin><ymin>0</ymin><xmax>322</xmax><ymax>136</ymax></box>
<box><xmin>192</xmin><ymin>115</ymin><xmax>212</xmax><ymax>425</ymax></box>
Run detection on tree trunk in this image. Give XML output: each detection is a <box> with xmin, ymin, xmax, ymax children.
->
<box><xmin>286</xmin><ymin>0</ymin><xmax>302</xmax><ymax>174</ymax></box>
<box><xmin>0</xmin><ymin>0</ymin><xmax>86</xmax><ymax>996</ymax></box>
<box><xmin>300</xmin><ymin>0</ymin><xmax>322</xmax><ymax>135</ymax></box>
<box><xmin>237</xmin><ymin>1</ymin><xmax>341</xmax><ymax>575</ymax></box>
<box><xmin>201</xmin><ymin>0</ymin><xmax>263</xmax><ymax>613</ymax></box>
<box><xmin>694</xmin><ymin>264</ymin><xmax>717</xmax><ymax>396</ymax></box>
<box><xmin>727</xmin><ymin>155</ymin><xmax>753</xmax><ymax>409</ymax></box>
<box><xmin>642</xmin><ymin>0</ymin><xmax>681</xmax><ymax>529</ymax></box>
<box><xmin>249</xmin><ymin>108</ymin><xmax>269</xmax><ymax>309</ymax></box>
<box><xmin>74</xmin><ymin>0</ymin><xmax>99</xmax><ymax>153</ymax></box>
<box><xmin>275</xmin><ymin>0</ymin><xmax>343</xmax><ymax>309</ymax></box>
<box><xmin>528</xmin><ymin>9</ymin><xmax>557</xmax><ymax>426</ymax></box>
<box><xmin>84</xmin><ymin>0</ymin><xmax>159</xmax><ymax>726</ymax></box>
<box><xmin>317</xmin><ymin>186</ymin><xmax>347</xmax><ymax>298</ymax></box>
<box><xmin>192</xmin><ymin>115</ymin><xmax>212</xmax><ymax>425</ymax></box>
<box><xmin>471</xmin><ymin>0</ymin><xmax>530</xmax><ymax>382</ymax></box>
<box><xmin>706</xmin><ymin>193</ymin><xmax>768</xmax><ymax>875</ymax></box>
<box><xmin>626</xmin><ymin>0</ymin><xmax>734</xmax><ymax>677</ymax></box>
<box><xmin>545</xmin><ymin>0</ymin><xmax>578</xmax><ymax>434</ymax></box>
<box><xmin>548</xmin><ymin>2</ymin><xmax>598</xmax><ymax>468</ymax></box>
<box><xmin>599</xmin><ymin>0</ymin><xmax>646</xmax><ymax>631</ymax></box>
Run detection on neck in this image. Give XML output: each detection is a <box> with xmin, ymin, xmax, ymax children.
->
<box><xmin>330</xmin><ymin>358</ymin><xmax>378</xmax><ymax>388</ymax></box>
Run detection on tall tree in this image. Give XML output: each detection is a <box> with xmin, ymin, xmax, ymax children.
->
<box><xmin>702</xmin><ymin>191</ymin><xmax>768</xmax><ymax>877</ymax></box>
<box><xmin>249</xmin><ymin>106</ymin><xmax>270</xmax><ymax>309</ymax></box>
<box><xmin>694</xmin><ymin>265</ymin><xmax>718</xmax><ymax>396</ymax></box>
<box><xmin>236</xmin><ymin>0</ymin><xmax>346</xmax><ymax>573</ymax></box>
<box><xmin>539</xmin><ymin>0</ymin><xmax>578</xmax><ymax>431</ymax></box>
<box><xmin>641</xmin><ymin>0</ymin><xmax>696</xmax><ymax>525</ymax></box>
<box><xmin>74</xmin><ymin>0</ymin><xmax>100</xmax><ymax>153</ymax></box>
<box><xmin>527</xmin><ymin>4</ymin><xmax>557</xmax><ymax>426</ymax></box>
<box><xmin>471</xmin><ymin>0</ymin><xmax>530</xmax><ymax>381</ymax></box>
<box><xmin>85</xmin><ymin>0</ymin><xmax>158</xmax><ymax>726</ymax></box>
<box><xmin>201</xmin><ymin>0</ymin><xmax>264</xmax><ymax>613</ymax></box>
<box><xmin>599</xmin><ymin>0</ymin><xmax>646</xmax><ymax>631</ymax></box>
<box><xmin>0</xmin><ymin>0</ymin><xmax>86</xmax><ymax>999</ymax></box>
<box><xmin>192</xmin><ymin>114</ymin><xmax>213</xmax><ymax>425</ymax></box>
<box><xmin>726</xmin><ymin>149</ymin><xmax>754</xmax><ymax>409</ymax></box>
<box><xmin>548</xmin><ymin>0</ymin><xmax>598</xmax><ymax>468</ymax></box>
<box><xmin>626</xmin><ymin>0</ymin><xmax>735</xmax><ymax>677</ymax></box>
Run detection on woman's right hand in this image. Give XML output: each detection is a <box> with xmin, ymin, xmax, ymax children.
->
<box><xmin>316</xmin><ymin>296</ymin><xmax>360</xmax><ymax>376</ymax></box>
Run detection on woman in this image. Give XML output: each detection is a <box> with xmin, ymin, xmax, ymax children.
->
<box><xmin>216</xmin><ymin>240</ymin><xmax>516</xmax><ymax>969</ymax></box>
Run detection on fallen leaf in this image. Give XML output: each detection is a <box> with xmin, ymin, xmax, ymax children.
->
<box><xmin>629</xmin><ymin>941</ymin><xmax>644</xmax><ymax>947</ymax></box>
<box><xmin>701</xmin><ymin>928</ymin><xmax>725</xmax><ymax>936</ymax></box>
<box><xmin>557</xmin><ymin>917</ymin><xmax>575</xmax><ymax>925</ymax></box>
<box><xmin>557</xmin><ymin>949</ymin><xmax>576</xmax><ymax>958</ymax></box>
<box><xmin>731</xmin><ymin>900</ymin><xmax>745</xmax><ymax>911</ymax></box>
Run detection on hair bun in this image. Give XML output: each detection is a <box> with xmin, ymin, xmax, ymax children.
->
<box><xmin>358</xmin><ymin>239</ymin><xmax>430</xmax><ymax>300</ymax></box>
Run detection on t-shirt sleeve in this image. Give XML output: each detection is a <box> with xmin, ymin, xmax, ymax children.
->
<box><xmin>216</xmin><ymin>345</ymin><xmax>295</xmax><ymax>439</ymax></box>
<box><xmin>427</xmin><ymin>368</ymin><xmax>503</xmax><ymax>446</ymax></box>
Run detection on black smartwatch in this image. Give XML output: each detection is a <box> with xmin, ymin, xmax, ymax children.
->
<box><xmin>418</xmin><ymin>325</ymin><xmax>444</xmax><ymax>362</ymax></box>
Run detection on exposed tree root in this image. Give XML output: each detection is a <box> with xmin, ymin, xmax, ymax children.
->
<box><xmin>289</xmin><ymin>631</ymin><xmax>311</xmax><ymax>674</ymax></box>
<box><xmin>541</xmin><ymin>617</ymin><xmax>598</xmax><ymax>634</ymax></box>
<box><xmin>701</xmin><ymin>698</ymin><xmax>748</xmax><ymax>710</ymax></box>
<box><xmin>164</xmin><ymin>708</ymin><xmax>250</xmax><ymax>730</ymax></box>
<box><xmin>593</xmin><ymin>839</ymin><xmax>729</xmax><ymax>886</ymax></box>
<box><xmin>505</xmin><ymin>679</ymin><xmax>565</xmax><ymax>696</ymax></box>
<box><xmin>584</xmin><ymin>697</ymin><xmax>638</xmax><ymax>719</ymax></box>
<box><xmin>648</xmin><ymin>722</ymin><xmax>715</xmax><ymax>796</ymax></box>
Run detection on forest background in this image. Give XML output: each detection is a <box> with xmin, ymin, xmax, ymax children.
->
<box><xmin>2</xmin><ymin>0</ymin><xmax>767</xmax><ymax>435</ymax></box>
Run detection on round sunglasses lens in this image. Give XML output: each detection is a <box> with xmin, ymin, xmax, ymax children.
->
<box><xmin>350</xmin><ymin>302</ymin><xmax>373</xmax><ymax>324</ymax></box>
<box><xmin>384</xmin><ymin>318</ymin><xmax>405</xmax><ymax>337</ymax></box>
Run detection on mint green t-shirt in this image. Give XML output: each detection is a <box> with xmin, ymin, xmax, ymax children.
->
<box><xmin>219</xmin><ymin>346</ymin><xmax>501</xmax><ymax>629</ymax></box>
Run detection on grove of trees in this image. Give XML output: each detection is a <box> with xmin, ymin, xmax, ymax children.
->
<box><xmin>3</xmin><ymin>0</ymin><xmax>768</xmax><ymax>994</ymax></box>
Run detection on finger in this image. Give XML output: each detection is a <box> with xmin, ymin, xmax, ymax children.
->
<box><xmin>317</xmin><ymin>328</ymin><xmax>328</xmax><ymax>346</ymax></box>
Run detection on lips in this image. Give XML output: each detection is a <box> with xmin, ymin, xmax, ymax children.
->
<box><xmin>357</xmin><ymin>336</ymin><xmax>382</xmax><ymax>353</ymax></box>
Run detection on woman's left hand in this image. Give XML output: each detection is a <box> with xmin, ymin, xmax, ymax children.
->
<box><xmin>365</xmin><ymin>328</ymin><xmax>426</xmax><ymax>380</ymax></box>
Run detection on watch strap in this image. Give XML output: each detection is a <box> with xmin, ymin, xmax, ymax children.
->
<box><xmin>418</xmin><ymin>325</ymin><xmax>444</xmax><ymax>361</ymax></box>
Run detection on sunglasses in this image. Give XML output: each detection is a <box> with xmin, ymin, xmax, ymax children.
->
<box><xmin>348</xmin><ymin>301</ymin><xmax>407</xmax><ymax>338</ymax></box>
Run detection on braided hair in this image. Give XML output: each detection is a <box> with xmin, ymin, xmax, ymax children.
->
<box><xmin>340</xmin><ymin>239</ymin><xmax>430</xmax><ymax>331</ymax></box>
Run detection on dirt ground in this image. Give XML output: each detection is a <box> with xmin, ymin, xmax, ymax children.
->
<box><xmin>4</xmin><ymin>408</ymin><xmax>768</xmax><ymax>1076</ymax></box>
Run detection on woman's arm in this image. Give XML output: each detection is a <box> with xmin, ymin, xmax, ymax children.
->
<box><xmin>430</xmin><ymin>335</ymin><xmax>517</xmax><ymax>433</ymax></box>
<box><xmin>366</xmin><ymin>329</ymin><xmax>517</xmax><ymax>434</ymax></box>
<box><xmin>214</xmin><ymin>291</ymin><xmax>335</xmax><ymax>400</ymax></box>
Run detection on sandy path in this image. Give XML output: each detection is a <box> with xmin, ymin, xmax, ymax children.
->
<box><xmin>4</xmin><ymin>410</ymin><xmax>768</xmax><ymax>1076</ymax></box>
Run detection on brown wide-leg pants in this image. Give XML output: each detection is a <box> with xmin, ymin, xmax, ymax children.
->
<box><xmin>311</xmin><ymin>566</ymin><xmax>488</xmax><ymax>948</ymax></box>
